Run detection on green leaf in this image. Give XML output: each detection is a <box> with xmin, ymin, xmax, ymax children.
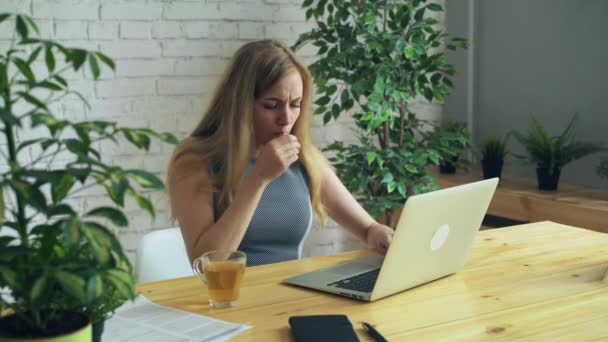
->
<box><xmin>315</xmin><ymin>96</ymin><xmax>331</xmax><ymax>106</ymax></box>
<box><xmin>38</xmin><ymin>80</ymin><xmax>62</xmax><ymax>91</ymax></box>
<box><xmin>0</xmin><ymin>107</ymin><xmax>20</xmax><ymax>127</ymax></box>
<box><xmin>27</xmin><ymin>46</ymin><xmax>42</xmax><ymax>64</ymax></box>
<box><xmin>96</xmin><ymin>51</ymin><xmax>115</xmax><ymax>71</ymax></box>
<box><xmin>323</xmin><ymin>112</ymin><xmax>331</xmax><ymax>124</ymax></box>
<box><xmin>9</xmin><ymin>179</ymin><xmax>47</xmax><ymax>211</ymax></box>
<box><xmin>126</xmin><ymin>170</ymin><xmax>164</xmax><ymax>189</ymax></box>
<box><xmin>302</xmin><ymin>0</ymin><xmax>313</xmax><ymax>7</ymax></box>
<box><xmin>405</xmin><ymin>164</ymin><xmax>418</xmax><ymax>173</ymax></box>
<box><xmin>387</xmin><ymin>182</ymin><xmax>397</xmax><ymax>193</ymax></box>
<box><xmin>122</xmin><ymin>129</ymin><xmax>150</xmax><ymax>150</ymax></box>
<box><xmin>306</xmin><ymin>8</ymin><xmax>313</xmax><ymax>20</ymax></box>
<box><xmin>0</xmin><ymin>266</ymin><xmax>17</xmax><ymax>287</ymax></box>
<box><xmin>367</xmin><ymin>151</ymin><xmax>376</xmax><ymax>165</ymax></box>
<box><xmin>423</xmin><ymin>87</ymin><xmax>434</xmax><ymax>102</ymax></box>
<box><xmin>55</xmin><ymin>271</ymin><xmax>86</xmax><ymax>302</ymax></box>
<box><xmin>31</xmin><ymin>275</ymin><xmax>47</xmax><ymax>302</ymax></box>
<box><xmin>13</xmin><ymin>58</ymin><xmax>35</xmax><ymax>83</ymax></box>
<box><xmin>130</xmin><ymin>191</ymin><xmax>155</xmax><ymax>219</ymax></box>
<box><xmin>106</xmin><ymin>269</ymin><xmax>134</xmax><ymax>287</ymax></box>
<box><xmin>340</xmin><ymin>89</ymin><xmax>350</xmax><ymax>105</ymax></box>
<box><xmin>62</xmin><ymin>218</ymin><xmax>80</xmax><ymax>249</ymax></box>
<box><xmin>405</xmin><ymin>45</ymin><xmax>414</xmax><ymax>59</ymax></box>
<box><xmin>52</xmin><ymin>173</ymin><xmax>75</xmax><ymax>203</ymax></box>
<box><xmin>86</xmin><ymin>275</ymin><xmax>103</xmax><ymax>303</ymax></box>
<box><xmin>382</xmin><ymin>172</ymin><xmax>394</xmax><ymax>184</ymax></box>
<box><xmin>54</xmin><ymin>75</ymin><xmax>67</xmax><ymax>87</ymax></box>
<box><xmin>15</xmin><ymin>15</ymin><xmax>28</xmax><ymax>38</ymax></box>
<box><xmin>18</xmin><ymin>91</ymin><xmax>47</xmax><ymax>110</ymax></box>
<box><xmin>70</xmin><ymin>49</ymin><xmax>87</xmax><ymax>71</ymax></box>
<box><xmin>158</xmin><ymin>132</ymin><xmax>179</xmax><ymax>144</ymax></box>
<box><xmin>86</xmin><ymin>207</ymin><xmax>129</xmax><ymax>227</ymax></box>
<box><xmin>25</xmin><ymin>15</ymin><xmax>40</xmax><ymax>35</ymax></box>
<box><xmin>0</xmin><ymin>14</ymin><xmax>12</xmax><ymax>24</ymax></box>
<box><xmin>397</xmin><ymin>183</ymin><xmax>406</xmax><ymax>196</ymax></box>
<box><xmin>45</xmin><ymin>46</ymin><xmax>55</xmax><ymax>72</ymax></box>
<box><xmin>88</xmin><ymin>53</ymin><xmax>100</xmax><ymax>79</ymax></box>
<box><xmin>47</xmin><ymin>204</ymin><xmax>76</xmax><ymax>217</ymax></box>
<box><xmin>81</xmin><ymin>223</ymin><xmax>112</xmax><ymax>264</ymax></box>
<box><xmin>105</xmin><ymin>269</ymin><xmax>135</xmax><ymax>299</ymax></box>
<box><xmin>427</xmin><ymin>3</ymin><xmax>443</xmax><ymax>11</ymax></box>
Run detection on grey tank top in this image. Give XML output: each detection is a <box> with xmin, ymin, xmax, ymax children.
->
<box><xmin>213</xmin><ymin>159</ymin><xmax>313</xmax><ymax>267</ymax></box>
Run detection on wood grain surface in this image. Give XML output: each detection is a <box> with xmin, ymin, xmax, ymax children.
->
<box><xmin>137</xmin><ymin>221</ymin><xmax>608</xmax><ymax>341</ymax></box>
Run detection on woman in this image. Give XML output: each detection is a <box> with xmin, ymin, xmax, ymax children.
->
<box><xmin>167</xmin><ymin>39</ymin><xmax>393</xmax><ymax>266</ymax></box>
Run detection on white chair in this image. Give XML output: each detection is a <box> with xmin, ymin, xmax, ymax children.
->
<box><xmin>135</xmin><ymin>227</ymin><xmax>193</xmax><ymax>283</ymax></box>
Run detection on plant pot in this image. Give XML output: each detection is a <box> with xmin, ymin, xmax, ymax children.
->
<box><xmin>439</xmin><ymin>156</ymin><xmax>459</xmax><ymax>174</ymax></box>
<box><xmin>92</xmin><ymin>321</ymin><xmax>104</xmax><ymax>342</ymax></box>
<box><xmin>482</xmin><ymin>159</ymin><xmax>503</xmax><ymax>179</ymax></box>
<box><xmin>0</xmin><ymin>311</ymin><xmax>91</xmax><ymax>342</ymax></box>
<box><xmin>536</xmin><ymin>167</ymin><xmax>561</xmax><ymax>191</ymax></box>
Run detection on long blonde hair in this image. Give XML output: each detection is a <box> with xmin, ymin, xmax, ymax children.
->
<box><xmin>167</xmin><ymin>39</ymin><xmax>327</xmax><ymax>226</ymax></box>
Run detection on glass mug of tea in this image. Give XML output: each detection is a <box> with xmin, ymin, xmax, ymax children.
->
<box><xmin>192</xmin><ymin>250</ymin><xmax>246</xmax><ymax>308</ymax></box>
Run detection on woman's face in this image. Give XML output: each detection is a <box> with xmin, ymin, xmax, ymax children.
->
<box><xmin>253</xmin><ymin>70</ymin><xmax>303</xmax><ymax>146</ymax></box>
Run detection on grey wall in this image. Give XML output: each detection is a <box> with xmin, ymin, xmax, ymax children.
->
<box><xmin>445</xmin><ymin>0</ymin><xmax>608</xmax><ymax>189</ymax></box>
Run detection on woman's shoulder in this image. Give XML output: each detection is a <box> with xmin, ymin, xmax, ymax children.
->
<box><xmin>168</xmin><ymin>137</ymin><xmax>215</xmax><ymax>189</ymax></box>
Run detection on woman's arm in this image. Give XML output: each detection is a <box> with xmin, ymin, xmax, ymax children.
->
<box><xmin>319</xmin><ymin>157</ymin><xmax>394</xmax><ymax>253</ymax></box>
<box><xmin>169</xmin><ymin>135</ymin><xmax>301</xmax><ymax>264</ymax></box>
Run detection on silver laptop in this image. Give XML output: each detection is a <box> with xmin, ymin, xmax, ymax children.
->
<box><xmin>283</xmin><ymin>178</ymin><xmax>499</xmax><ymax>301</ymax></box>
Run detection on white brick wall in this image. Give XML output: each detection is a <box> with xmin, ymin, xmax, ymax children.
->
<box><xmin>2</xmin><ymin>0</ymin><xmax>444</xmax><ymax>267</ymax></box>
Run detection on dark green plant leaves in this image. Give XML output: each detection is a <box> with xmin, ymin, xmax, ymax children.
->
<box><xmin>95</xmin><ymin>51</ymin><xmax>115</xmax><ymax>71</ymax></box>
<box><xmin>0</xmin><ymin>12</ymin><xmax>176</xmax><ymax>331</ymax></box>
<box><xmin>45</xmin><ymin>45</ymin><xmax>55</xmax><ymax>72</ymax></box>
<box><xmin>104</xmin><ymin>269</ymin><xmax>135</xmax><ymax>300</ymax></box>
<box><xmin>13</xmin><ymin>58</ymin><xmax>35</xmax><ymax>83</ymax></box>
<box><xmin>31</xmin><ymin>275</ymin><xmax>48</xmax><ymax>303</ymax></box>
<box><xmin>52</xmin><ymin>173</ymin><xmax>76</xmax><ymax>203</ymax></box>
<box><xmin>55</xmin><ymin>271</ymin><xmax>86</xmax><ymax>302</ymax></box>
<box><xmin>9</xmin><ymin>179</ymin><xmax>47</xmax><ymax>211</ymax></box>
<box><xmin>122</xmin><ymin>128</ymin><xmax>151</xmax><ymax>150</ymax></box>
<box><xmin>126</xmin><ymin>170</ymin><xmax>164</xmax><ymax>189</ymax></box>
<box><xmin>62</xmin><ymin>217</ymin><xmax>80</xmax><ymax>250</ymax></box>
<box><xmin>0</xmin><ymin>13</ymin><xmax>12</xmax><ymax>24</ymax></box>
<box><xmin>86</xmin><ymin>207</ymin><xmax>129</xmax><ymax>227</ymax></box>
<box><xmin>86</xmin><ymin>275</ymin><xmax>103</xmax><ymax>303</ymax></box>
<box><xmin>88</xmin><ymin>53</ymin><xmax>100</xmax><ymax>79</ymax></box>
<box><xmin>15</xmin><ymin>15</ymin><xmax>28</xmax><ymax>38</ymax></box>
<box><xmin>511</xmin><ymin>116</ymin><xmax>606</xmax><ymax>170</ymax></box>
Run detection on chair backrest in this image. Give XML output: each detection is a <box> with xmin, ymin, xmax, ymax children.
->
<box><xmin>135</xmin><ymin>227</ymin><xmax>192</xmax><ymax>283</ymax></box>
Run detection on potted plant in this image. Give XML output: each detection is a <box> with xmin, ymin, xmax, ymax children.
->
<box><xmin>0</xmin><ymin>13</ymin><xmax>177</xmax><ymax>341</ymax></box>
<box><xmin>430</xmin><ymin>120</ymin><xmax>471</xmax><ymax>174</ymax></box>
<box><xmin>511</xmin><ymin>116</ymin><xmax>605</xmax><ymax>191</ymax></box>
<box><xmin>293</xmin><ymin>0</ymin><xmax>468</xmax><ymax>226</ymax></box>
<box><xmin>480</xmin><ymin>136</ymin><xmax>508</xmax><ymax>179</ymax></box>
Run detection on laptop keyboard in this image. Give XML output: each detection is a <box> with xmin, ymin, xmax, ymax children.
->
<box><xmin>327</xmin><ymin>268</ymin><xmax>380</xmax><ymax>293</ymax></box>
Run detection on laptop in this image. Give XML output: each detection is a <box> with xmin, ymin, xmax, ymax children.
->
<box><xmin>283</xmin><ymin>178</ymin><xmax>499</xmax><ymax>301</ymax></box>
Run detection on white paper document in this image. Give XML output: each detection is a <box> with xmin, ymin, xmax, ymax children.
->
<box><xmin>103</xmin><ymin>295</ymin><xmax>250</xmax><ymax>342</ymax></box>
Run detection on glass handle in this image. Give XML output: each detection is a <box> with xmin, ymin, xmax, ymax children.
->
<box><xmin>192</xmin><ymin>258</ymin><xmax>207</xmax><ymax>285</ymax></box>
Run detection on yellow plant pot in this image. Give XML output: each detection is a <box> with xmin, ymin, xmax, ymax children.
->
<box><xmin>0</xmin><ymin>319</ymin><xmax>91</xmax><ymax>342</ymax></box>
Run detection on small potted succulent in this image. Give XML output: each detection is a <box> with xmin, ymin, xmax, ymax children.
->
<box><xmin>480</xmin><ymin>136</ymin><xmax>508</xmax><ymax>179</ymax></box>
<box><xmin>0</xmin><ymin>13</ymin><xmax>177</xmax><ymax>341</ymax></box>
<box><xmin>432</xmin><ymin>120</ymin><xmax>471</xmax><ymax>174</ymax></box>
<box><xmin>511</xmin><ymin>116</ymin><xmax>605</xmax><ymax>191</ymax></box>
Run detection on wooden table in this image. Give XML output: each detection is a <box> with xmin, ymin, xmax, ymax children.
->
<box><xmin>431</xmin><ymin>169</ymin><xmax>608</xmax><ymax>233</ymax></box>
<box><xmin>138</xmin><ymin>222</ymin><xmax>608</xmax><ymax>341</ymax></box>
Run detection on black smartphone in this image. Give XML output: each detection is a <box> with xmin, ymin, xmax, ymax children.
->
<box><xmin>288</xmin><ymin>315</ymin><xmax>360</xmax><ymax>342</ymax></box>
